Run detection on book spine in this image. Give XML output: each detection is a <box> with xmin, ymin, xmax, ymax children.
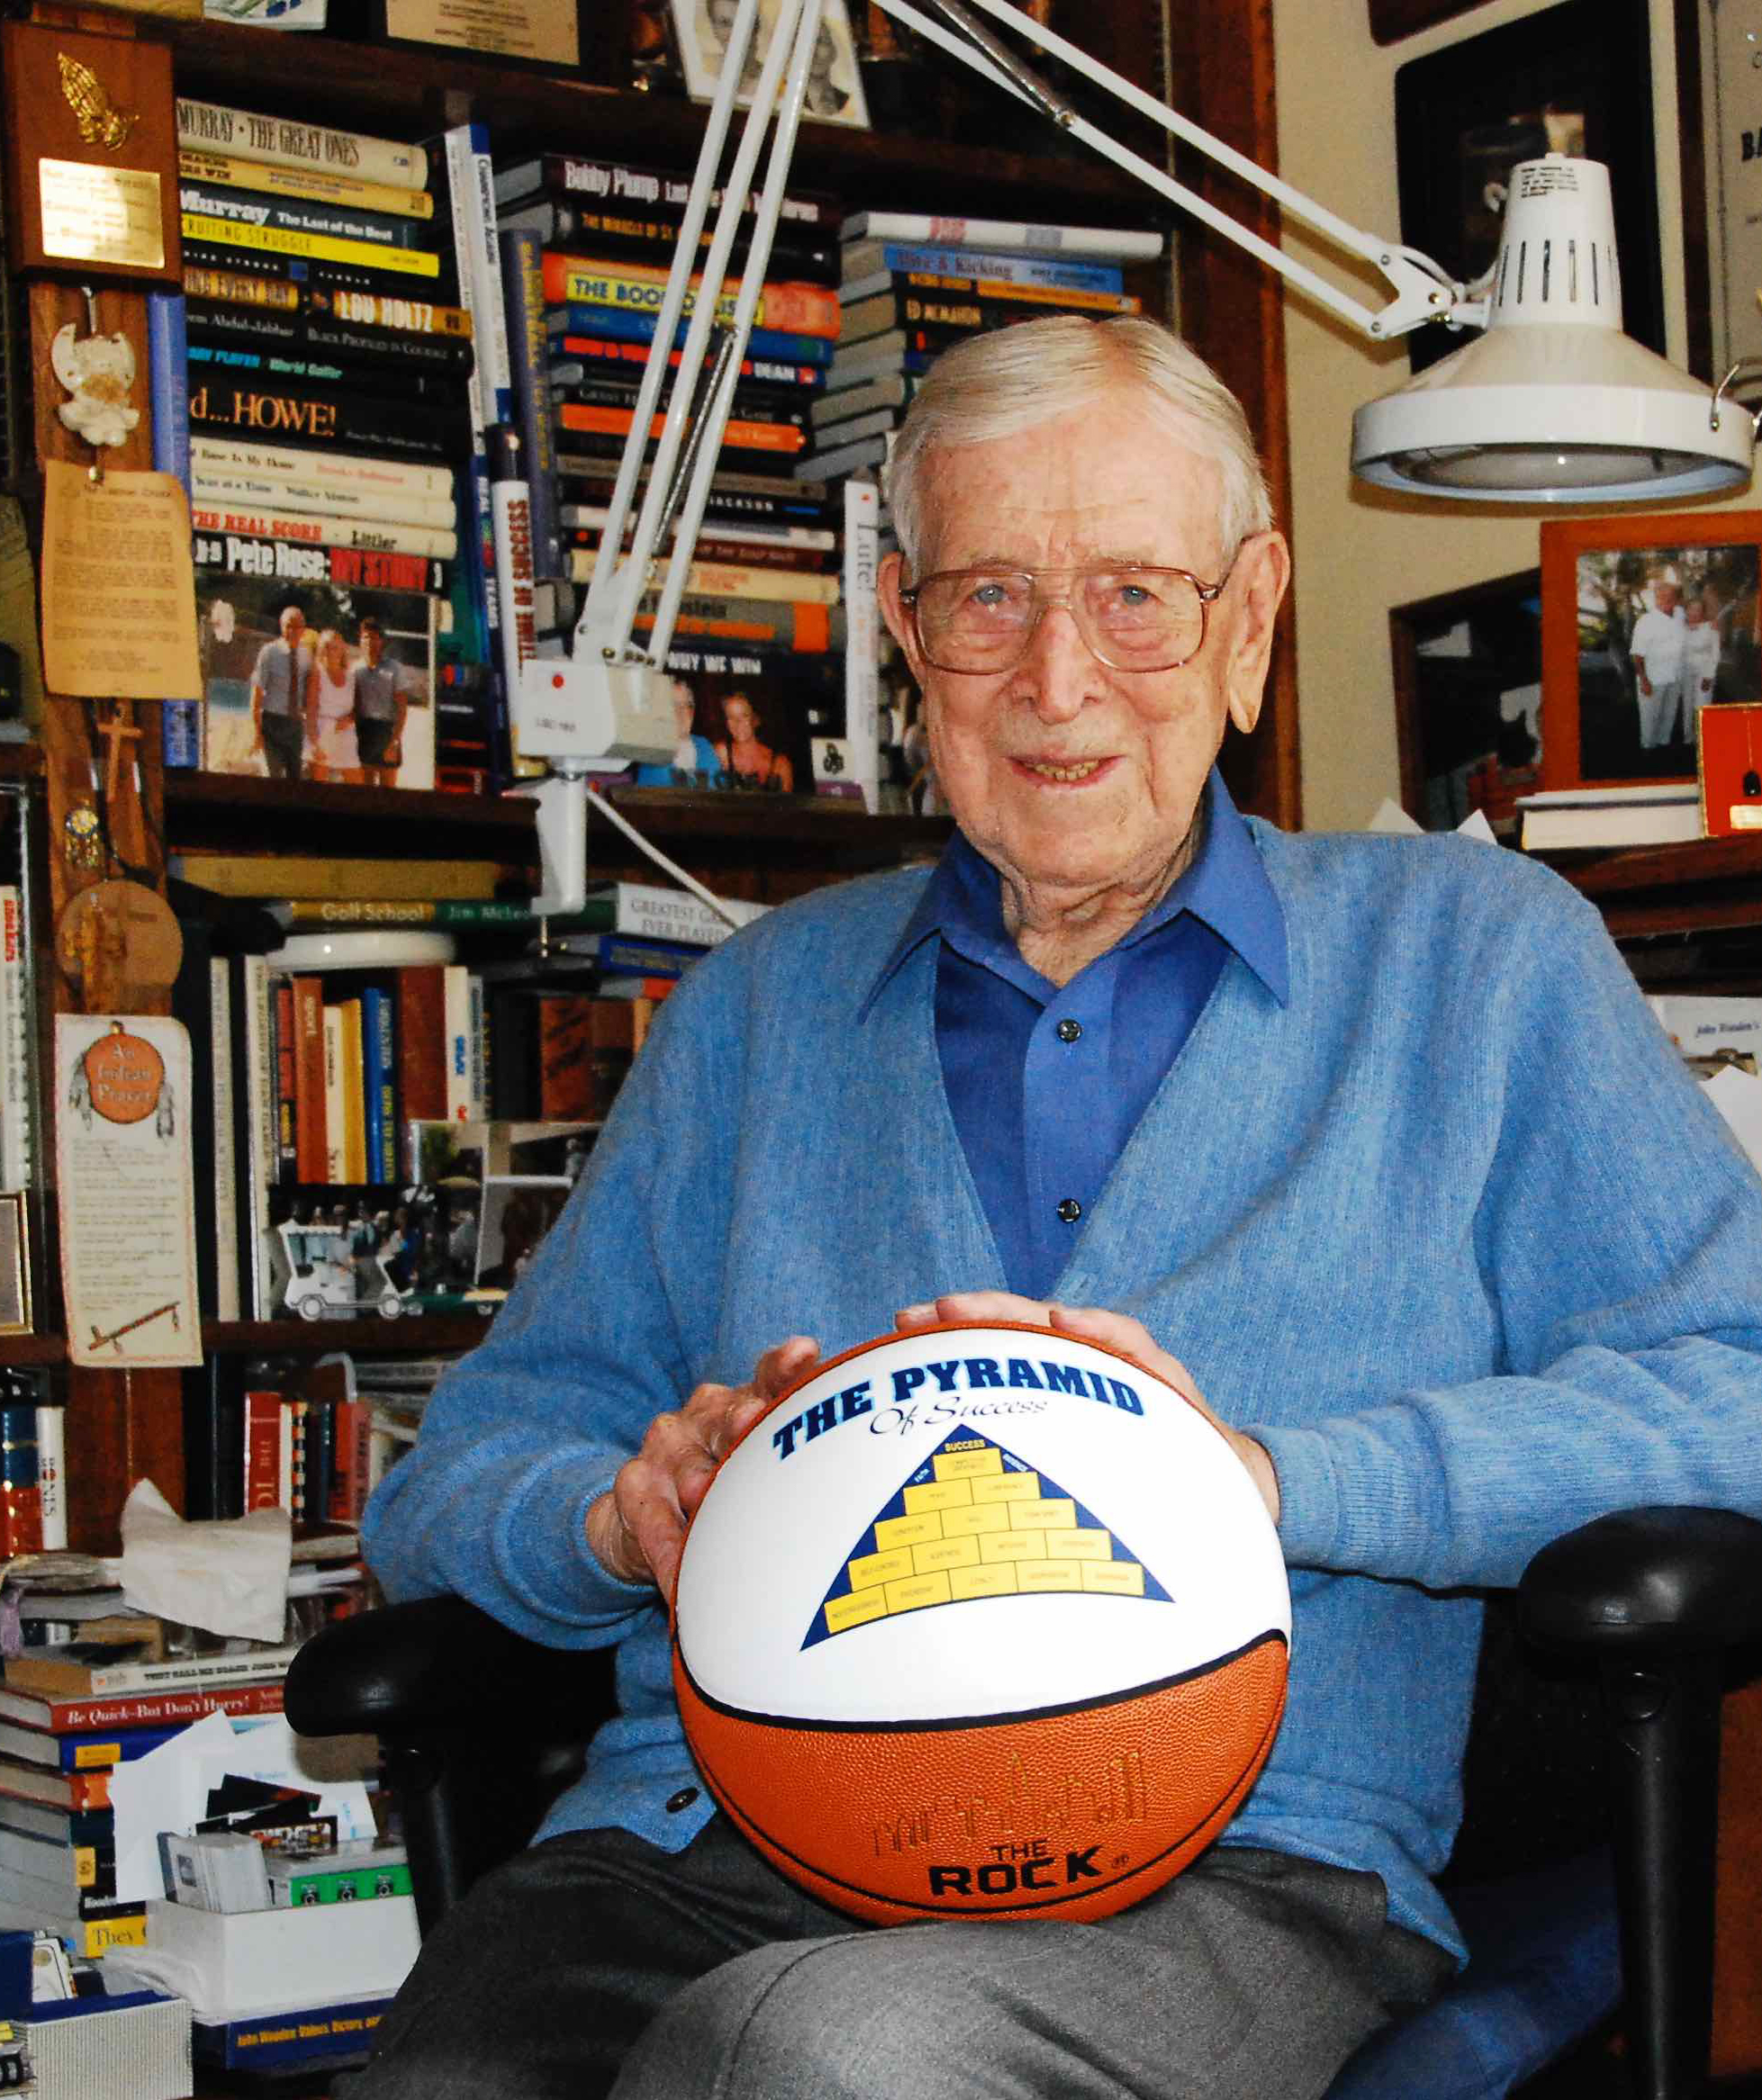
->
<box><xmin>439</xmin><ymin>129</ymin><xmax>499</xmax><ymax>675</ymax></box>
<box><xmin>239</xmin><ymin>952</ymin><xmax>276</xmax><ymax>1319</ymax></box>
<box><xmin>841</xmin><ymin>210</ymin><xmax>1161</xmax><ymax>258</ymax></box>
<box><xmin>543</xmin><ymin>257</ymin><xmax>839</xmax><ymax>339</ymax></box>
<box><xmin>194</xmin><ymin>533</ymin><xmax>448</xmax><ymax>601</ymax></box>
<box><xmin>146</xmin><ymin>291</ymin><xmax>190</xmax><ymax>499</ymax></box>
<box><xmin>441</xmin><ymin>965</ymin><xmax>474</xmax><ymax>1122</ymax></box>
<box><xmin>35</xmin><ymin>1405</ymin><xmax>65</xmax><ymax>1552</ymax></box>
<box><xmin>842</xmin><ymin>475</ymin><xmax>881</xmax><ymax>815</ymax></box>
<box><xmin>0</xmin><ymin>1407</ymin><xmax>41</xmax><ymax>1557</ymax></box>
<box><xmin>321</xmin><ymin>1005</ymin><xmax>346</xmax><ymax>1181</ymax></box>
<box><xmin>863</xmin><ymin>242</ymin><xmax>1124</xmax><ymax>293</ymax></box>
<box><xmin>554</xmin><ymin>332</ymin><xmax>825</xmax><ymax>392</ymax></box>
<box><xmin>313</xmin><ymin>285</ymin><xmax>474</xmax><ymax>337</ymax></box>
<box><xmin>291</xmin><ymin>976</ymin><xmax>328</xmax><ymax>1182</ymax></box>
<box><xmin>550</xmin><ymin>302</ymin><xmax>834</xmax><ymax>366</ymax></box>
<box><xmin>466</xmin><ymin>973</ymin><xmax>489</xmax><ymax>1120</ymax></box>
<box><xmin>556</xmin><ymin>403</ymin><xmax>805</xmax><ymax>456</ymax></box>
<box><xmin>360</xmin><ymin>987</ymin><xmax>397</xmax><ymax>1184</ymax></box>
<box><xmin>462</xmin><ymin>125</ymin><xmax>512</xmax><ymax>427</ymax></box>
<box><xmin>242</xmin><ymin>1389</ymin><xmax>284</xmax><ymax>1512</ymax></box>
<box><xmin>488</xmin><ymin>424</ymin><xmax>538</xmax><ymax>711</ymax></box>
<box><xmin>182</xmin><ymin>212</ymin><xmax>443</xmax><ymax>279</ymax></box>
<box><xmin>337</xmin><ymin>1001</ymin><xmax>367</xmax><ymax>1180</ymax></box>
<box><xmin>185</xmin><ymin>263</ymin><xmax>305</xmax><ymax>311</ymax></box>
<box><xmin>191</xmin><ymin>435</ymin><xmax>454</xmax><ymax>500</ymax></box>
<box><xmin>210</xmin><ymin>958</ymin><xmax>240</xmax><ymax>1321</ymax></box>
<box><xmin>499</xmin><ymin>226</ymin><xmax>563</xmax><ymax>581</ymax></box>
<box><xmin>175</xmin><ymin>100</ymin><xmax>429</xmax><ymax>192</ymax></box>
<box><xmin>191</xmin><ymin>468</ymin><xmax>456</xmax><ymax>528</ymax></box>
<box><xmin>329</xmin><ymin>1396</ymin><xmax>372</xmax><ymax>1524</ymax></box>
<box><xmin>495</xmin><ymin>150</ymin><xmax>840</xmax><ymax>231</ymax></box>
<box><xmin>191</xmin><ymin>505</ymin><xmax>457</xmax><ymax>561</ymax></box>
<box><xmin>567</xmin><ymin>550</ymin><xmax>836</xmax><ymax>602</ymax></box>
<box><xmin>179</xmin><ymin>149</ymin><xmax>437</xmax><ymax>221</ymax></box>
<box><xmin>550</xmin><ymin>371</ymin><xmax>810</xmax><ymax>428</ymax></box>
<box><xmin>19</xmin><ymin>1681</ymin><xmax>286</xmax><ymax>1731</ymax></box>
<box><xmin>391</xmin><ymin>971</ymin><xmax>447</xmax><ymax>1159</ymax></box>
<box><xmin>273</xmin><ymin>978</ymin><xmax>299</xmax><ymax>1184</ymax></box>
<box><xmin>186</xmin><ymin>381</ymin><xmax>464</xmax><ymax>464</ymax></box>
<box><xmin>185</xmin><ymin>311</ymin><xmax>475</xmax><ymax>382</ymax></box>
<box><xmin>634</xmin><ymin>591</ymin><xmax>840</xmax><ymax>653</ymax></box>
<box><xmin>0</xmin><ymin>888</ymin><xmax>29</xmax><ymax>1192</ymax></box>
<box><xmin>180</xmin><ymin>183</ymin><xmax>429</xmax><ymax>253</ymax></box>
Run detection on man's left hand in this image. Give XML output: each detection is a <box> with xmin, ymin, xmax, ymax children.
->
<box><xmin>894</xmin><ymin>1291</ymin><xmax>1280</xmax><ymax>1525</ymax></box>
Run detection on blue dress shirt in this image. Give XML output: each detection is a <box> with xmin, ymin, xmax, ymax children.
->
<box><xmin>872</xmin><ymin>771</ymin><xmax>1289</xmax><ymax>1298</ymax></box>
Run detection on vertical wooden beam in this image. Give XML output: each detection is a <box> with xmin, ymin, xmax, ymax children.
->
<box><xmin>1161</xmin><ymin>0</ymin><xmax>1301</xmax><ymax>832</ymax></box>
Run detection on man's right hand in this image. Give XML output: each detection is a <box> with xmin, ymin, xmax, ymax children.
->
<box><xmin>585</xmin><ymin>1335</ymin><xmax>820</xmax><ymax>1599</ymax></box>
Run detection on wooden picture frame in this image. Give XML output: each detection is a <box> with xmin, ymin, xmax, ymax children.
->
<box><xmin>1539</xmin><ymin>510</ymin><xmax>1762</xmax><ymax>792</ymax></box>
<box><xmin>673</xmin><ymin>0</ymin><xmax>871</xmax><ymax>129</ymax></box>
<box><xmin>1389</xmin><ymin>570</ymin><xmax>1542</xmax><ymax>838</ymax></box>
<box><xmin>0</xmin><ymin>1193</ymin><xmax>32</xmax><ymax>1336</ymax></box>
<box><xmin>1393</xmin><ymin>0</ymin><xmax>1664</xmax><ymax>373</ymax></box>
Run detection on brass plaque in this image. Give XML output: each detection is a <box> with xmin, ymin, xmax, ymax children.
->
<box><xmin>39</xmin><ymin>159</ymin><xmax>165</xmax><ymax>269</ymax></box>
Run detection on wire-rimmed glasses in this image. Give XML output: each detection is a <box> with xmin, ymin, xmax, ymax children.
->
<box><xmin>897</xmin><ymin>562</ymin><xmax>1235</xmax><ymax>674</ymax></box>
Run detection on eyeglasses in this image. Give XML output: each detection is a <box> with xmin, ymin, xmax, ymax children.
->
<box><xmin>898</xmin><ymin>562</ymin><xmax>1235</xmax><ymax>675</ymax></box>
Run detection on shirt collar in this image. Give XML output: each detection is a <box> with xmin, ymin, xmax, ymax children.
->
<box><xmin>863</xmin><ymin>768</ymin><xmax>1288</xmax><ymax>1013</ymax></box>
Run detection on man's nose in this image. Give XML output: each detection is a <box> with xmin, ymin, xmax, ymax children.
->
<box><xmin>1015</xmin><ymin>597</ymin><xmax>1093</xmax><ymax>720</ymax></box>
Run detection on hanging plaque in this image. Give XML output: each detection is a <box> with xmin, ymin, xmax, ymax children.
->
<box><xmin>0</xmin><ymin>20</ymin><xmax>180</xmax><ymax>283</ymax></box>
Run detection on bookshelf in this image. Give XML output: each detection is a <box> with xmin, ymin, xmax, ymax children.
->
<box><xmin>2</xmin><ymin>0</ymin><xmax>1294</xmax><ymax>1552</ymax></box>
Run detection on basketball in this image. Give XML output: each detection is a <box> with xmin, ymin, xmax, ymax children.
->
<box><xmin>672</xmin><ymin>1320</ymin><xmax>1290</xmax><ymax>1926</ymax></box>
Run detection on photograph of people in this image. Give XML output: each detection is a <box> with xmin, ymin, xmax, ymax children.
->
<box><xmin>352</xmin><ymin>617</ymin><xmax>408</xmax><ymax>789</ymax></box>
<box><xmin>248</xmin><ymin>602</ymin><xmax>312</xmax><ymax>781</ymax></box>
<box><xmin>1574</xmin><ymin>541</ymin><xmax>1762</xmax><ymax>777</ymax></box>
<box><xmin>635</xmin><ymin>677</ymin><xmax>721</xmax><ymax>787</ymax></box>
<box><xmin>305</xmin><ymin>626</ymin><xmax>361</xmax><ymax>783</ymax></box>
<box><xmin>350</xmin><ymin>315</ymin><xmax>1762</xmax><ymax>2100</ymax></box>
<box><xmin>675</xmin><ymin>0</ymin><xmax>868</xmax><ymax>127</ymax></box>
<box><xmin>712</xmin><ymin>689</ymin><xmax>793</xmax><ymax>790</ymax></box>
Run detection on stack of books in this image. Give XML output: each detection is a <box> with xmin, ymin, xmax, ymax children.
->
<box><xmin>174</xmin><ymin>97</ymin><xmax>486</xmax><ymax>793</ymax></box>
<box><xmin>813</xmin><ymin>209</ymin><xmax>1165</xmax><ymax>485</ymax></box>
<box><xmin>494</xmin><ymin>149</ymin><xmax>856</xmax><ymax>800</ymax></box>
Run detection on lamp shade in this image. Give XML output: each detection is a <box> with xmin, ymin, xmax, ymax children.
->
<box><xmin>1351</xmin><ymin>156</ymin><xmax>1752</xmax><ymax>502</ymax></box>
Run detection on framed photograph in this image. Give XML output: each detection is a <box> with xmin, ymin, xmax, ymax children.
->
<box><xmin>1538</xmin><ymin>510</ymin><xmax>1762</xmax><ymax>791</ymax></box>
<box><xmin>1675</xmin><ymin>0</ymin><xmax>1762</xmax><ymax>382</ymax></box>
<box><xmin>673</xmin><ymin>0</ymin><xmax>871</xmax><ymax>130</ymax></box>
<box><xmin>0</xmin><ymin>1193</ymin><xmax>30</xmax><ymax>1335</ymax></box>
<box><xmin>1389</xmin><ymin>570</ymin><xmax>1542</xmax><ymax>838</ymax></box>
<box><xmin>1393</xmin><ymin>0</ymin><xmax>1664</xmax><ymax>373</ymax></box>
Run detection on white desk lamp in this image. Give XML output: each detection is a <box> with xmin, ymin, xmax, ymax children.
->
<box><xmin>514</xmin><ymin>0</ymin><xmax>1759</xmax><ymax>911</ymax></box>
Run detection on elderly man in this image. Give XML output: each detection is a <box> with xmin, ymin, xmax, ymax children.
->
<box><xmin>249</xmin><ymin>602</ymin><xmax>312</xmax><ymax>780</ymax></box>
<box><xmin>353</xmin><ymin>317</ymin><xmax>1762</xmax><ymax>2100</ymax></box>
<box><xmin>1631</xmin><ymin>572</ymin><xmax>1686</xmax><ymax>750</ymax></box>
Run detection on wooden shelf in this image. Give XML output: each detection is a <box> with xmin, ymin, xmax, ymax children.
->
<box><xmin>1539</xmin><ymin>834</ymin><xmax>1762</xmax><ymax>942</ymax></box>
<box><xmin>161</xmin><ymin>20</ymin><xmax>1165</xmax><ymax>230</ymax></box>
<box><xmin>0</xmin><ymin>1335</ymin><xmax>65</xmax><ymax>1367</ymax></box>
<box><xmin>203</xmin><ymin>1315</ymin><xmax>496</xmax><ymax>1354</ymax></box>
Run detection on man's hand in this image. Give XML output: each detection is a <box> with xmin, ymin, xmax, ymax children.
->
<box><xmin>895</xmin><ymin>1291</ymin><xmax>1280</xmax><ymax>1524</ymax></box>
<box><xmin>585</xmin><ymin>1335</ymin><xmax>820</xmax><ymax>1598</ymax></box>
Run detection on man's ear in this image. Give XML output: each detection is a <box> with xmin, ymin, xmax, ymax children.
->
<box><xmin>1220</xmin><ymin>531</ymin><xmax>1291</xmax><ymax>738</ymax></box>
<box><xmin>878</xmin><ymin>550</ymin><xmax>922</xmax><ymax>671</ymax></box>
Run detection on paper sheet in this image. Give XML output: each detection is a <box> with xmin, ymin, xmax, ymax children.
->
<box><xmin>107</xmin><ymin>1708</ymin><xmax>378</xmax><ymax>1905</ymax></box>
<box><xmin>39</xmin><ymin>461</ymin><xmax>201</xmax><ymax>700</ymax></box>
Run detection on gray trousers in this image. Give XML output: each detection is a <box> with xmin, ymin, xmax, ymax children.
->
<box><xmin>346</xmin><ymin>1820</ymin><xmax>1450</xmax><ymax>2100</ymax></box>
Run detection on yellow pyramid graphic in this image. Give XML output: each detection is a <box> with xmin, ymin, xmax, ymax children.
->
<box><xmin>805</xmin><ymin>1426</ymin><xmax>1170</xmax><ymax>1648</ymax></box>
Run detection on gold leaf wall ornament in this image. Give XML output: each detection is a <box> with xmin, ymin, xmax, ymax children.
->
<box><xmin>57</xmin><ymin>53</ymin><xmax>138</xmax><ymax>150</ymax></box>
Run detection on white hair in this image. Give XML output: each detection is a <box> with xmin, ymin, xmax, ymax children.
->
<box><xmin>886</xmin><ymin>315</ymin><xmax>1271</xmax><ymax>574</ymax></box>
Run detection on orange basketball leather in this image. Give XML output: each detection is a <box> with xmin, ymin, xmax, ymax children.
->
<box><xmin>673</xmin><ymin>1633</ymin><xmax>1288</xmax><ymax>1925</ymax></box>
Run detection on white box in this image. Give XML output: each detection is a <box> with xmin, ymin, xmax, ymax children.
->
<box><xmin>136</xmin><ymin>1894</ymin><xmax>419</xmax><ymax>2020</ymax></box>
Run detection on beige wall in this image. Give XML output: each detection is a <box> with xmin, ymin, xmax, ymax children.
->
<box><xmin>1271</xmin><ymin>0</ymin><xmax>1712</xmax><ymax>831</ymax></box>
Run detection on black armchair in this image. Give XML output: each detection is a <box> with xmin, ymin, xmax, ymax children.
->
<box><xmin>286</xmin><ymin>1507</ymin><xmax>1762</xmax><ymax>2100</ymax></box>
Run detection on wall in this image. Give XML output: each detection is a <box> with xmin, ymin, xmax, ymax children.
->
<box><xmin>1272</xmin><ymin>0</ymin><xmax>1721</xmax><ymax>832</ymax></box>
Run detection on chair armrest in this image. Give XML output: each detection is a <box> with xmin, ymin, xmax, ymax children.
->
<box><xmin>285</xmin><ymin>1595</ymin><xmax>615</xmax><ymax>1741</ymax></box>
<box><xmin>1519</xmin><ymin>1506</ymin><xmax>1762</xmax><ymax>1657</ymax></box>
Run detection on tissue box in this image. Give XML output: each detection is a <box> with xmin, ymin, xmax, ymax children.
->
<box><xmin>142</xmin><ymin>1894</ymin><xmax>419</xmax><ymax>2019</ymax></box>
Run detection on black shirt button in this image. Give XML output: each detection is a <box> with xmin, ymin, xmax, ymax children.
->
<box><xmin>665</xmin><ymin>1787</ymin><xmax>700</xmax><ymax>1813</ymax></box>
<box><xmin>1056</xmin><ymin>1198</ymin><xmax>1082</xmax><ymax>1223</ymax></box>
<box><xmin>1055</xmin><ymin>1017</ymin><xmax>1082</xmax><ymax>1042</ymax></box>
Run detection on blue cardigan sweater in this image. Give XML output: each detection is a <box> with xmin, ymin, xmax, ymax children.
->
<box><xmin>363</xmin><ymin>825</ymin><xmax>1762</xmax><ymax>1957</ymax></box>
